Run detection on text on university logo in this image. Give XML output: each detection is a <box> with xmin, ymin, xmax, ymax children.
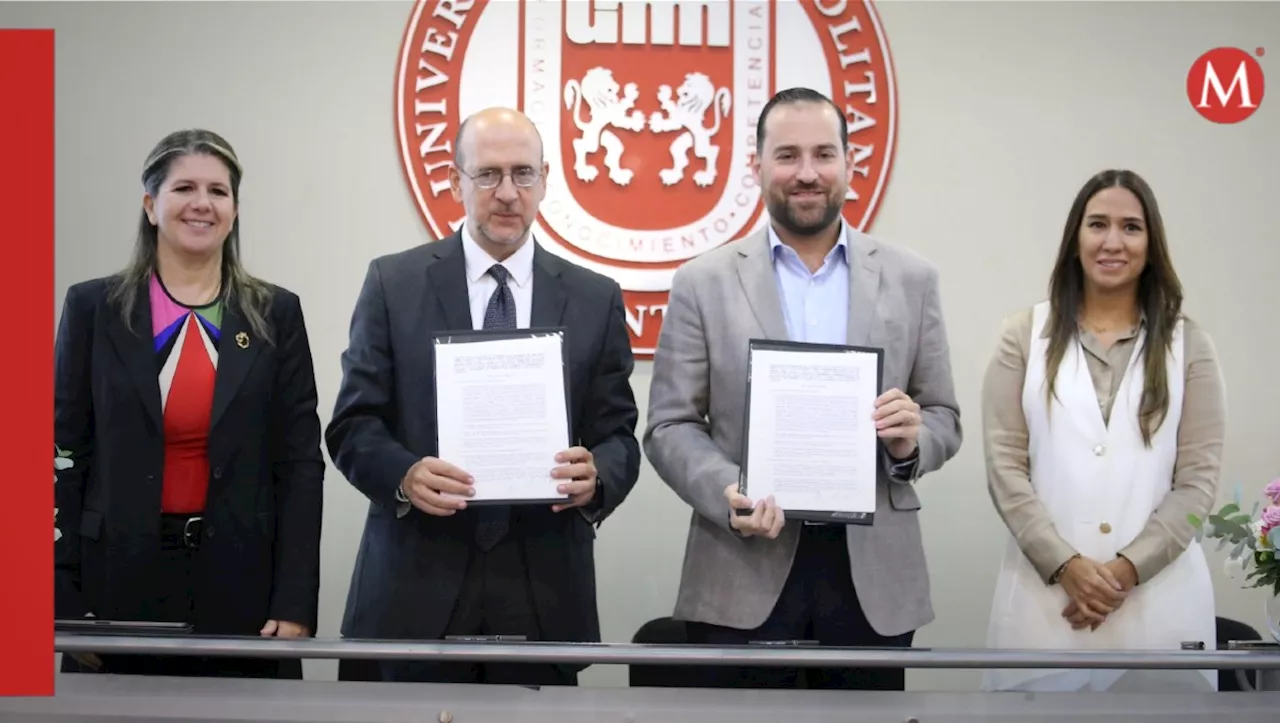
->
<box><xmin>396</xmin><ymin>0</ymin><xmax>899</xmax><ymax>356</ymax></box>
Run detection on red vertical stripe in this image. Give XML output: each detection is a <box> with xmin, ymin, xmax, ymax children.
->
<box><xmin>0</xmin><ymin>29</ymin><xmax>55</xmax><ymax>696</ymax></box>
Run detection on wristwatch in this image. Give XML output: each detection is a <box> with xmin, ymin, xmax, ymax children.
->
<box><xmin>395</xmin><ymin>482</ymin><xmax>409</xmax><ymax>504</ymax></box>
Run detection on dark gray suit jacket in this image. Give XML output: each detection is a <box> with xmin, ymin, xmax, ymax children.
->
<box><xmin>326</xmin><ymin>233</ymin><xmax>641</xmax><ymax>653</ymax></box>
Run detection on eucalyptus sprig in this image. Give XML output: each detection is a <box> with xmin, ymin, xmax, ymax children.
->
<box><xmin>1189</xmin><ymin>483</ymin><xmax>1280</xmax><ymax>597</ymax></box>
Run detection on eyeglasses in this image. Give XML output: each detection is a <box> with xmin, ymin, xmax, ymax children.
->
<box><xmin>457</xmin><ymin>167</ymin><xmax>542</xmax><ymax>189</ymax></box>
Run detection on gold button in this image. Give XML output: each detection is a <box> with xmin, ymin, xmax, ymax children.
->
<box><xmin>1093</xmin><ymin>444</ymin><xmax>1106</xmax><ymax>456</ymax></box>
<box><xmin>1100</xmin><ymin>522</ymin><xmax>1112</xmax><ymax>534</ymax></box>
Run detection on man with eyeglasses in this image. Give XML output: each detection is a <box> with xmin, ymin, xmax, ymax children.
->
<box><xmin>327</xmin><ymin>107</ymin><xmax>641</xmax><ymax>687</ymax></box>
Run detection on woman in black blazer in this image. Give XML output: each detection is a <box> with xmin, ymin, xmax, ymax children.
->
<box><xmin>54</xmin><ymin>129</ymin><xmax>325</xmax><ymax>678</ymax></box>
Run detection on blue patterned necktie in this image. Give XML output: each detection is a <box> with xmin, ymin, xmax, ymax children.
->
<box><xmin>474</xmin><ymin>264</ymin><xmax>515</xmax><ymax>550</ymax></box>
<box><xmin>482</xmin><ymin>264</ymin><xmax>517</xmax><ymax>331</ymax></box>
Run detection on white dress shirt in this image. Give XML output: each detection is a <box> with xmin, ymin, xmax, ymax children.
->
<box><xmin>462</xmin><ymin>226</ymin><xmax>534</xmax><ymax>329</ymax></box>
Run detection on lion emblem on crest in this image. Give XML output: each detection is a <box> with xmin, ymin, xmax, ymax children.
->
<box><xmin>648</xmin><ymin>73</ymin><xmax>732</xmax><ymax>187</ymax></box>
<box><xmin>563</xmin><ymin>67</ymin><xmax>647</xmax><ymax>186</ymax></box>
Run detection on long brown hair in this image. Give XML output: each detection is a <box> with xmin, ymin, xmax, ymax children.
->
<box><xmin>107</xmin><ymin>129</ymin><xmax>275</xmax><ymax>344</ymax></box>
<box><xmin>1044</xmin><ymin>169</ymin><xmax>1183</xmax><ymax>446</ymax></box>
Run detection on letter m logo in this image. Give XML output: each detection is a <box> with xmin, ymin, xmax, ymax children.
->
<box><xmin>1187</xmin><ymin>47</ymin><xmax>1266</xmax><ymax>124</ymax></box>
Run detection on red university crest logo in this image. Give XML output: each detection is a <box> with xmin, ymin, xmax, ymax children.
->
<box><xmin>396</xmin><ymin>0</ymin><xmax>898</xmax><ymax>356</ymax></box>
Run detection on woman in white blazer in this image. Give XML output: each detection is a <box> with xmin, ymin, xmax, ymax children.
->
<box><xmin>980</xmin><ymin>169</ymin><xmax>1226</xmax><ymax>692</ymax></box>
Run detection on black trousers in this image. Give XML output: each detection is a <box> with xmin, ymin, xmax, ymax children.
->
<box><xmin>686</xmin><ymin>524</ymin><xmax>914</xmax><ymax>690</ymax></box>
<box><xmin>60</xmin><ymin>514</ymin><xmax>290</xmax><ymax>679</ymax></box>
<box><xmin>379</xmin><ymin>534</ymin><xmax>576</xmax><ymax>687</ymax></box>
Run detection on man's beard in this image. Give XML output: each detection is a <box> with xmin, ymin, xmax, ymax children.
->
<box><xmin>767</xmin><ymin>187</ymin><xmax>842</xmax><ymax>237</ymax></box>
<box><xmin>479</xmin><ymin>215</ymin><xmax>532</xmax><ymax>247</ymax></box>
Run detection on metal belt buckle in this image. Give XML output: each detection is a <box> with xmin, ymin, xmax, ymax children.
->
<box><xmin>183</xmin><ymin>516</ymin><xmax>203</xmax><ymax>549</ymax></box>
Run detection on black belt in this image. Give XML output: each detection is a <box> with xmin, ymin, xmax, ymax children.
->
<box><xmin>160</xmin><ymin>513</ymin><xmax>203</xmax><ymax>549</ymax></box>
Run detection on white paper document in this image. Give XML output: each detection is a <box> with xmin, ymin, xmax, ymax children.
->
<box><xmin>434</xmin><ymin>333</ymin><xmax>570</xmax><ymax>504</ymax></box>
<box><xmin>741</xmin><ymin>344</ymin><xmax>881</xmax><ymax>521</ymax></box>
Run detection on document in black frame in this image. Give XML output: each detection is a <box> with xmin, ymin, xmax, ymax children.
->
<box><xmin>432</xmin><ymin>327</ymin><xmax>572</xmax><ymax>506</ymax></box>
<box><xmin>737</xmin><ymin>339</ymin><xmax>885</xmax><ymax>525</ymax></box>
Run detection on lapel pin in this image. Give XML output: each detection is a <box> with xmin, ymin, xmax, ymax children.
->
<box><xmin>235</xmin><ymin>332</ymin><xmax>249</xmax><ymax>349</ymax></box>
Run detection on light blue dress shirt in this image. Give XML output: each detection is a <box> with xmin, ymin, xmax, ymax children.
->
<box><xmin>767</xmin><ymin>222</ymin><xmax>850</xmax><ymax>346</ymax></box>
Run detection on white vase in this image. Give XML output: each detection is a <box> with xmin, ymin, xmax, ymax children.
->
<box><xmin>1266</xmin><ymin>591</ymin><xmax>1280</xmax><ymax>643</ymax></box>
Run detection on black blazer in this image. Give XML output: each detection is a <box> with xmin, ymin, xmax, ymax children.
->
<box><xmin>326</xmin><ymin>233</ymin><xmax>641</xmax><ymax>652</ymax></box>
<box><xmin>53</xmin><ymin>276</ymin><xmax>325</xmax><ymax>635</ymax></box>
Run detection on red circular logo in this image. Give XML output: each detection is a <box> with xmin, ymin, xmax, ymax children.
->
<box><xmin>1186</xmin><ymin>47</ymin><xmax>1265</xmax><ymax>124</ymax></box>
<box><xmin>393</xmin><ymin>0</ymin><xmax>899</xmax><ymax>357</ymax></box>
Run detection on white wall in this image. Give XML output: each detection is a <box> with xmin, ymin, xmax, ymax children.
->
<box><xmin>11</xmin><ymin>0</ymin><xmax>1278</xmax><ymax>691</ymax></box>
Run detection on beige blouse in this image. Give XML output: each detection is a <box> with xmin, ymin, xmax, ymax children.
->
<box><xmin>982</xmin><ymin>308</ymin><xmax>1226</xmax><ymax>585</ymax></box>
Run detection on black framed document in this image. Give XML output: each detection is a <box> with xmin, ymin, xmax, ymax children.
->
<box><xmin>737</xmin><ymin>339</ymin><xmax>885</xmax><ymax>525</ymax></box>
<box><xmin>432</xmin><ymin>327</ymin><xmax>572</xmax><ymax>506</ymax></box>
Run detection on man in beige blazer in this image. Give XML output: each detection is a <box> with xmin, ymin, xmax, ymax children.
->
<box><xmin>643</xmin><ymin>88</ymin><xmax>962</xmax><ymax>691</ymax></box>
